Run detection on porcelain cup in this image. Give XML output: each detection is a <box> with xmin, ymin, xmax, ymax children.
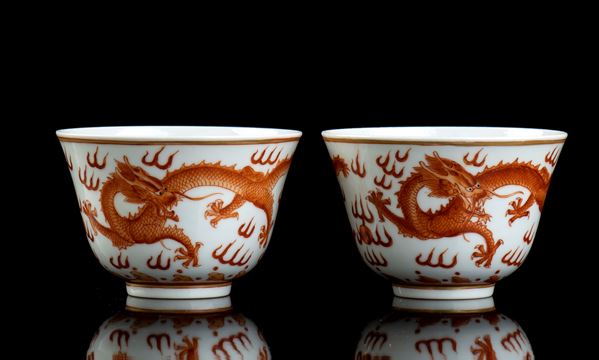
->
<box><xmin>323</xmin><ymin>127</ymin><xmax>566</xmax><ymax>299</ymax></box>
<box><xmin>58</xmin><ymin>126</ymin><xmax>300</xmax><ymax>299</ymax></box>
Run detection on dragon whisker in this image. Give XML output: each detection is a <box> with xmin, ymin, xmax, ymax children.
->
<box><xmin>174</xmin><ymin>191</ymin><xmax>222</xmax><ymax>201</ymax></box>
<box><xmin>159</xmin><ymin>240</ymin><xmax>173</xmax><ymax>250</ymax></box>
<box><xmin>487</xmin><ymin>189</ymin><xmax>524</xmax><ymax>198</ymax></box>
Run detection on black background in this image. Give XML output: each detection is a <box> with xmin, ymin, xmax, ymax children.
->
<box><xmin>16</xmin><ymin>15</ymin><xmax>595</xmax><ymax>358</ymax></box>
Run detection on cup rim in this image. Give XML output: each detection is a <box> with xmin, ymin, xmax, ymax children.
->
<box><xmin>57</xmin><ymin>126</ymin><xmax>302</xmax><ymax>144</ymax></box>
<box><xmin>322</xmin><ymin>126</ymin><xmax>567</xmax><ymax>145</ymax></box>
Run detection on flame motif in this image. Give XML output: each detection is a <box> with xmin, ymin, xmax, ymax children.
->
<box><xmin>238</xmin><ymin>218</ymin><xmax>256</xmax><ymax>238</ymax></box>
<box><xmin>147</xmin><ymin>251</ymin><xmax>171</xmax><ymax>270</ymax></box>
<box><xmin>501</xmin><ymin>329</ymin><xmax>527</xmax><ymax>353</ymax></box>
<box><xmin>212</xmin><ymin>241</ymin><xmax>253</xmax><ymax>266</ymax></box>
<box><xmin>259</xmin><ymin>346</ymin><xmax>270</xmax><ymax>360</ymax></box>
<box><xmin>523</xmin><ymin>223</ymin><xmax>536</xmax><ymax>244</ymax></box>
<box><xmin>501</xmin><ymin>247</ymin><xmax>526</xmax><ymax>266</ymax></box>
<box><xmin>352</xmin><ymin>195</ymin><xmax>374</xmax><ymax>224</ymax></box>
<box><xmin>251</xmin><ymin>147</ymin><xmax>281</xmax><ymax>165</ymax></box>
<box><xmin>78</xmin><ymin>166</ymin><xmax>100</xmax><ymax>190</ymax></box>
<box><xmin>65</xmin><ymin>152</ymin><xmax>73</xmax><ymax>171</ymax></box>
<box><xmin>109</xmin><ymin>329</ymin><xmax>130</xmax><ymax>348</ymax></box>
<box><xmin>142</xmin><ymin>146</ymin><xmax>178</xmax><ymax>170</ymax></box>
<box><xmin>376</xmin><ymin>152</ymin><xmax>405</xmax><ymax>178</ymax></box>
<box><xmin>87</xmin><ymin>146</ymin><xmax>108</xmax><ymax>169</ymax></box>
<box><xmin>351</xmin><ymin>152</ymin><xmax>367</xmax><ymax>177</ymax></box>
<box><xmin>544</xmin><ymin>147</ymin><xmax>559</xmax><ymax>166</ymax></box>
<box><xmin>374</xmin><ymin>174</ymin><xmax>393</xmax><ymax>189</ymax></box>
<box><xmin>147</xmin><ymin>333</ymin><xmax>171</xmax><ymax>354</ymax></box>
<box><xmin>212</xmin><ymin>332</ymin><xmax>252</xmax><ymax>359</ymax></box>
<box><xmin>356</xmin><ymin>225</ymin><xmax>393</xmax><ymax>247</ymax></box>
<box><xmin>110</xmin><ymin>253</ymin><xmax>130</xmax><ymax>269</ymax></box>
<box><xmin>363</xmin><ymin>330</ymin><xmax>387</xmax><ymax>350</ymax></box>
<box><xmin>463</xmin><ymin>148</ymin><xmax>487</xmax><ymax>167</ymax></box>
<box><xmin>415</xmin><ymin>248</ymin><xmax>458</xmax><ymax>268</ymax></box>
<box><xmin>395</xmin><ymin>148</ymin><xmax>411</xmax><ymax>162</ymax></box>
<box><xmin>415</xmin><ymin>337</ymin><xmax>457</xmax><ymax>358</ymax></box>
<box><xmin>363</xmin><ymin>248</ymin><xmax>388</xmax><ymax>267</ymax></box>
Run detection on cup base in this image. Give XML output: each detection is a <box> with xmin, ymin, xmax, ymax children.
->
<box><xmin>392</xmin><ymin>284</ymin><xmax>495</xmax><ymax>300</ymax></box>
<box><xmin>125</xmin><ymin>282</ymin><xmax>232</xmax><ymax>299</ymax></box>
<box><xmin>125</xmin><ymin>295</ymin><xmax>232</xmax><ymax>313</ymax></box>
<box><xmin>392</xmin><ymin>297</ymin><xmax>496</xmax><ymax>313</ymax></box>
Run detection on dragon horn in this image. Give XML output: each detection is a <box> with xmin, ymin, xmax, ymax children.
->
<box><xmin>117</xmin><ymin>156</ymin><xmax>165</xmax><ymax>191</ymax></box>
<box><xmin>418</xmin><ymin>160</ymin><xmax>434</xmax><ymax>174</ymax></box>
<box><xmin>433</xmin><ymin>151</ymin><xmax>455</xmax><ymax>173</ymax></box>
<box><xmin>419</xmin><ymin>160</ymin><xmax>452</xmax><ymax>181</ymax></box>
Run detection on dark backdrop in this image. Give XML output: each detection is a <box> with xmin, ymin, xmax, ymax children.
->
<box><xmin>17</xmin><ymin>26</ymin><xmax>594</xmax><ymax>358</ymax></box>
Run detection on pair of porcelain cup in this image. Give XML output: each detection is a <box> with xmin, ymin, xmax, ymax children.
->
<box><xmin>58</xmin><ymin>126</ymin><xmax>566</xmax><ymax>301</ymax></box>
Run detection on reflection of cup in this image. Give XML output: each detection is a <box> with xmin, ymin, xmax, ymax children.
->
<box><xmin>324</xmin><ymin>127</ymin><xmax>566</xmax><ymax>299</ymax></box>
<box><xmin>356</xmin><ymin>299</ymin><xmax>533</xmax><ymax>359</ymax></box>
<box><xmin>88</xmin><ymin>297</ymin><xmax>270</xmax><ymax>359</ymax></box>
<box><xmin>58</xmin><ymin>126</ymin><xmax>300</xmax><ymax>299</ymax></box>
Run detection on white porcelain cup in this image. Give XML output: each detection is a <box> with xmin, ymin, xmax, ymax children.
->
<box><xmin>58</xmin><ymin>126</ymin><xmax>300</xmax><ymax>299</ymax></box>
<box><xmin>323</xmin><ymin>127</ymin><xmax>566</xmax><ymax>300</ymax></box>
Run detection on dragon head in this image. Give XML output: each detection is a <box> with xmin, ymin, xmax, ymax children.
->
<box><xmin>114</xmin><ymin>157</ymin><xmax>221</xmax><ymax>220</ymax></box>
<box><xmin>416</xmin><ymin>151</ymin><xmax>487</xmax><ymax>211</ymax></box>
<box><xmin>115</xmin><ymin>157</ymin><xmax>179</xmax><ymax>217</ymax></box>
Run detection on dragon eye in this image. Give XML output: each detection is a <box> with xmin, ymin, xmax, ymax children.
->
<box><xmin>467</xmin><ymin>187</ymin><xmax>473</xmax><ymax>192</ymax></box>
<box><xmin>476</xmin><ymin>183</ymin><xmax>480</xmax><ymax>188</ymax></box>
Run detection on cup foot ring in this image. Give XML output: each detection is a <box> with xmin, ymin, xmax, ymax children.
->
<box><xmin>393</xmin><ymin>284</ymin><xmax>495</xmax><ymax>300</ymax></box>
<box><xmin>126</xmin><ymin>282</ymin><xmax>232</xmax><ymax>299</ymax></box>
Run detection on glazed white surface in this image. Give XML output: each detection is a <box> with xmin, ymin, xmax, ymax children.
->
<box><xmin>393</xmin><ymin>285</ymin><xmax>495</xmax><ymax>300</ymax></box>
<box><xmin>392</xmin><ymin>297</ymin><xmax>495</xmax><ymax>312</ymax></box>
<box><xmin>325</xmin><ymin>140</ymin><xmax>564</xmax><ymax>298</ymax></box>
<box><xmin>126</xmin><ymin>296</ymin><xmax>232</xmax><ymax>312</ymax></box>
<box><xmin>126</xmin><ymin>283</ymin><xmax>232</xmax><ymax>299</ymax></box>
<box><xmin>60</xmin><ymin>140</ymin><xmax>298</xmax><ymax>288</ymax></box>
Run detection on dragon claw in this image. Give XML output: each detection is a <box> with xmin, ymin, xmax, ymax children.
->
<box><xmin>204</xmin><ymin>199</ymin><xmax>223</xmax><ymax>219</ymax></box>
<box><xmin>81</xmin><ymin>200</ymin><xmax>98</xmax><ymax>218</ymax></box>
<box><xmin>476</xmin><ymin>212</ymin><xmax>492</xmax><ymax>224</ymax></box>
<box><xmin>367</xmin><ymin>190</ymin><xmax>390</xmax><ymax>205</ymax></box>
<box><xmin>471</xmin><ymin>239</ymin><xmax>503</xmax><ymax>268</ymax></box>
<box><xmin>204</xmin><ymin>199</ymin><xmax>238</xmax><ymax>227</ymax></box>
<box><xmin>367</xmin><ymin>190</ymin><xmax>391</xmax><ymax>221</ymax></box>
<box><xmin>505</xmin><ymin>197</ymin><xmax>530</xmax><ymax>225</ymax></box>
<box><xmin>174</xmin><ymin>242</ymin><xmax>202</xmax><ymax>268</ymax></box>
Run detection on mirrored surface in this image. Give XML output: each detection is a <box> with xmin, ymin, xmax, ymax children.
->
<box><xmin>356</xmin><ymin>298</ymin><xmax>533</xmax><ymax>359</ymax></box>
<box><xmin>87</xmin><ymin>297</ymin><xmax>269</xmax><ymax>359</ymax></box>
